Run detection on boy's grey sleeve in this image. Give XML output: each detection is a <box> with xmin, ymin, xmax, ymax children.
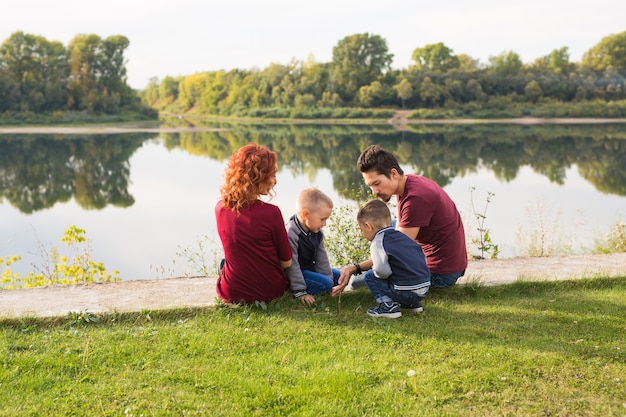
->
<box><xmin>371</xmin><ymin>235</ymin><xmax>392</xmax><ymax>279</ymax></box>
<box><xmin>285</xmin><ymin>221</ymin><xmax>308</xmax><ymax>297</ymax></box>
<box><xmin>315</xmin><ymin>234</ymin><xmax>333</xmax><ymax>277</ymax></box>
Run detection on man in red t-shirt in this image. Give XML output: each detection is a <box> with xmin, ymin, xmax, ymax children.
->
<box><xmin>333</xmin><ymin>145</ymin><xmax>467</xmax><ymax>296</ymax></box>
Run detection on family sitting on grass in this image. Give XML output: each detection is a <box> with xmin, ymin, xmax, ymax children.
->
<box><xmin>215</xmin><ymin>142</ymin><xmax>468</xmax><ymax>318</ymax></box>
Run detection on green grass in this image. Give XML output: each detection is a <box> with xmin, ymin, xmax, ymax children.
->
<box><xmin>1</xmin><ymin>277</ymin><xmax>625</xmax><ymax>416</ymax></box>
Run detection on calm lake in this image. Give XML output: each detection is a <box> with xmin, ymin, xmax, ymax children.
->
<box><xmin>1</xmin><ymin>122</ymin><xmax>625</xmax><ymax>280</ymax></box>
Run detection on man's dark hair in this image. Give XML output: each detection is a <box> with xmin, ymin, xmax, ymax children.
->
<box><xmin>356</xmin><ymin>145</ymin><xmax>404</xmax><ymax>178</ymax></box>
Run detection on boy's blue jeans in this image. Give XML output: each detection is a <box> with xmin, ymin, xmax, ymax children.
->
<box><xmin>363</xmin><ymin>270</ymin><xmax>427</xmax><ymax>306</ymax></box>
<box><xmin>351</xmin><ymin>269</ymin><xmax>465</xmax><ymax>290</ymax></box>
<box><xmin>302</xmin><ymin>268</ymin><xmax>341</xmax><ymax>295</ymax></box>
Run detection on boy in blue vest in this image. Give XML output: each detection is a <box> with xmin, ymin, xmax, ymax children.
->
<box><xmin>356</xmin><ymin>199</ymin><xmax>430</xmax><ymax>318</ymax></box>
<box><xmin>285</xmin><ymin>188</ymin><xmax>341</xmax><ymax>306</ymax></box>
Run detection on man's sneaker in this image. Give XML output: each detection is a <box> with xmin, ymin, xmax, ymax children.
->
<box><xmin>367</xmin><ymin>302</ymin><xmax>402</xmax><ymax>318</ymax></box>
<box><xmin>402</xmin><ymin>303</ymin><xmax>424</xmax><ymax>313</ymax></box>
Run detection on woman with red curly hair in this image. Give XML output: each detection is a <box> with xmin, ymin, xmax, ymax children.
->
<box><xmin>215</xmin><ymin>143</ymin><xmax>292</xmax><ymax>304</ymax></box>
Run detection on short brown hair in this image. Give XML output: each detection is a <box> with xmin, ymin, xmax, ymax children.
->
<box><xmin>357</xmin><ymin>199</ymin><xmax>392</xmax><ymax>229</ymax></box>
<box><xmin>296</xmin><ymin>187</ymin><xmax>334</xmax><ymax>213</ymax></box>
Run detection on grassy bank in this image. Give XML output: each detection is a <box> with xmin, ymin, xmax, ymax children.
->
<box><xmin>1</xmin><ymin>276</ymin><xmax>624</xmax><ymax>416</ymax></box>
<box><xmin>0</xmin><ymin>109</ymin><xmax>159</xmax><ymax>126</ymax></box>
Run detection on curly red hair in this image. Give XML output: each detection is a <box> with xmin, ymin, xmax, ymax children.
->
<box><xmin>220</xmin><ymin>143</ymin><xmax>278</xmax><ymax>212</ymax></box>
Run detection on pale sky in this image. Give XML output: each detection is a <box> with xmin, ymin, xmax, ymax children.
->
<box><xmin>2</xmin><ymin>0</ymin><xmax>624</xmax><ymax>89</ymax></box>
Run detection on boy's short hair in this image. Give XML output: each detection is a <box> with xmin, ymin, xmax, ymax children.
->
<box><xmin>296</xmin><ymin>187</ymin><xmax>334</xmax><ymax>213</ymax></box>
<box><xmin>357</xmin><ymin>199</ymin><xmax>392</xmax><ymax>229</ymax></box>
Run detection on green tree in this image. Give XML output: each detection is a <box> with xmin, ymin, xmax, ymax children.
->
<box><xmin>66</xmin><ymin>33</ymin><xmax>132</xmax><ymax>112</ymax></box>
<box><xmin>524</xmin><ymin>80</ymin><xmax>542</xmax><ymax>103</ymax></box>
<box><xmin>141</xmin><ymin>77</ymin><xmax>160</xmax><ymax>105</ymax></box>
<box><xmin>99</xmin><ymin>35</ymin><xmax>132</xmax><ymax>109</ymax></box>
<box><xmin>466</xmin><ymin>79</ymin><xmax>486</xmax><ymax>102</ymax></box>
<box><xmin>0</xmin><ymin>68</ymin><xmax>19</xmax><ymax>111</ymax></box>
<box><xmin>67</xmin><ymin>34</ymin><xmax>104</xmax><ymax>110</ymax></box>
<box><xmin>297</xmin><ymin>55</ymin><xmax>331</xmax><ymax>105</ymax></box>
<box><xmin>331</xmin><ymin>33</ymin><xmax>393</xmax><ymax>102</ymax></box>
<box><xmin>411</xmin><ymin>42</ymin><xmax>460</xmax><ymax>72</ymax></box>
<box><xmin>489</xmin><ymin>50</ymin><xmax>523</xmax><ymax>76</ymax></box>
<box><xmin>0</xmin><ymin>31</ymin><xmax>68</xmax><ymax>112</ymax></box>
<box><xmin>358</xmin><ymin>81</ymin><xmax>382</xmax><ymax>107</ymax></box>
<box><xmin>582</xmin><ymin>31</ymin><xmax>626</xmax><ymax>73</ymax></box>
<box><xmin>458</xmin><ymin>53</ymin><xmax>481</xmax><ymax>71</ymax></box>
<box><xmin>419</xmin><ymin>76</ymin><xmax>441</xmax><ymax>106</ymax></box>
<box><xmin>549</xmin><ymin>47</ymin><xmax>572</xmax><ymax>74</ymax></box>
<box><xmin>159</xmin><ymin>75</ymin><xmax>179</xmax><ymax>106</ymax></box>
<box><xmin>393</xmin><ymin>78</ymin><xmax>413</xmax><ymax>108</ymax></box>
<box><xmin>530</xmin><ymin>47</ymin><xmax>572</xmax><ymax>74</ymax></box>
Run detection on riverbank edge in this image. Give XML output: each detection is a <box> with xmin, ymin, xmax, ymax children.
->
<box><xmin>1</xmin><ymin>253</ymin><xmax>625</xmax><ymax>318</ymax></box>
<box><xmin>2</xmin><ymin>114</ymin><xmax>626</xmax><ymax>134</ymax></box>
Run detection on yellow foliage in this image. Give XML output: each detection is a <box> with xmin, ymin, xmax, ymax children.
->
<box><xmin>1</xmin><ymin>225</ymin><xmax>121</xmax><ymax>290</ymax></box>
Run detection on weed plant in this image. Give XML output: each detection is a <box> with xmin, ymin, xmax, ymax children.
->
<box><xmin>1</xmin><ymin>276</ymin><xmax>624</xmax><ymax>416</ymax></box>
<box><xmin>595</xmin><ymin>221</ymin><xmax>626</xmax><ymax>254</ymax></box>
<box><xmin>176</xmin><ymin>233</ymin><xmax>223</xmax><ymax>277</ymax></box>
<box><xmin>469</xmin><ymin>187</ymin><xmax>499</xmax><ymax>260</ymax></box>
<box><xmin>516</xmin><ymin>199</ymin><xmax>583</xmax><ymax>256</ymax></box>
<box><xmin>0</xmin><ymin>226</ymin><xmax>120</xmax><ymax>289</ymax></box>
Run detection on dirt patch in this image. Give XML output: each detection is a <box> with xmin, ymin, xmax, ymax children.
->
<box><xmin>1</xmin><ymin>253</ymin><xmax>624</xmax><ymax>318</ymax></box>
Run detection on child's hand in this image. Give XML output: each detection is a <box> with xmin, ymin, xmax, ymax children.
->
<box><xmin>331</xmin><ymin>284</ymin><xmax>346</xmax><ymax>297</ymax></box>
<box><xmin>300</xmin><ymin>294</ymin><xmax>315</xmax><ymax>306</ymax></box>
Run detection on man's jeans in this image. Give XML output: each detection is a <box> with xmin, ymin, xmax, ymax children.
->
<box><xmin>431</xmin><ymin>270</ymin><xmax>465</xmax><ymax>288</ymax></box>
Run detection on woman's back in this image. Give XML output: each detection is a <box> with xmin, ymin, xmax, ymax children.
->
<box><xmin>215</xmin><ymin>199</ymin><xmax>292</xmax><ymax>303</ymax></box>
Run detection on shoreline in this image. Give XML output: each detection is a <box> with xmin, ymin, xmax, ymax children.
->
<box><xmin>1</xmin><ymin>116</ymin><xmax>626</xmax><ymax>135</ymax></box>
<box><xmin>1</xmin><ymin>252</ymin><xmax>625</xmax><ymax>318</ymax></box>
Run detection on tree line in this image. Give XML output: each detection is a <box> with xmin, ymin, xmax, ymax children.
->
<box><xmin>140</xmin><ymin>31</ymin><xmax>626</xmax><ymax>118</ymax></box>
<box><xmin>2</xmin><ymin>31</ymin><xmax>626</xmax><ymax>120</ymax></box>
<box><xmin>0</xmin><ymin>31</ymin><xmax>154</xmax><ymax>118</ymax></box>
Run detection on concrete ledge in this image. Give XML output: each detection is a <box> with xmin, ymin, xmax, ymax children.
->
<box><xmin>1</xmin><ymin>253</ymin><xmax>625</xmax><ymax>318</ymax></box>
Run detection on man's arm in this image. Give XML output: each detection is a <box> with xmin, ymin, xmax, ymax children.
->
<box><xmin>397</xmin><ymin>225</ymin><xmax>420</xmax><ymax>241</ymax></box>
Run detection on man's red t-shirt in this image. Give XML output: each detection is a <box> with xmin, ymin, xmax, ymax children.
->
<box><xmin>215</xmin><ymin>199</ymin><xmax>292</xmax><ymax>303</ymax></box>
<box><xmin>398</xmin><ymin>174</ymin><xmax>468</xmax><ymax>274</ymax></box>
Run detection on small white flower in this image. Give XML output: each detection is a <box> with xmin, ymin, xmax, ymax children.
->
<box><xmin>407</xmin><ymin>369</ymin><xmax>416</xmax><ymax>377</ymax></box>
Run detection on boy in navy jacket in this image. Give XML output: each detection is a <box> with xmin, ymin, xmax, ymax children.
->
<box><xmin>357</xmin><ymin>199</ymin><xmax>430</xmax><ymax>318</ymax></box>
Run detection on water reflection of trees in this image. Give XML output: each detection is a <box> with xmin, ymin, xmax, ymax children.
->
<box><xmin>161</xmin><ymin>123</ymin><xmax>626</xmax><ymax>199</ymax></box>
<box><xmin>1</xmin><ymin>124</ymin><xmax>625</xmax><ymax>214</ymax></box>
<box><xmin>0</xmin><ymin>134</ymin><xmax>150</xmax><ymax>213</ymax></box>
